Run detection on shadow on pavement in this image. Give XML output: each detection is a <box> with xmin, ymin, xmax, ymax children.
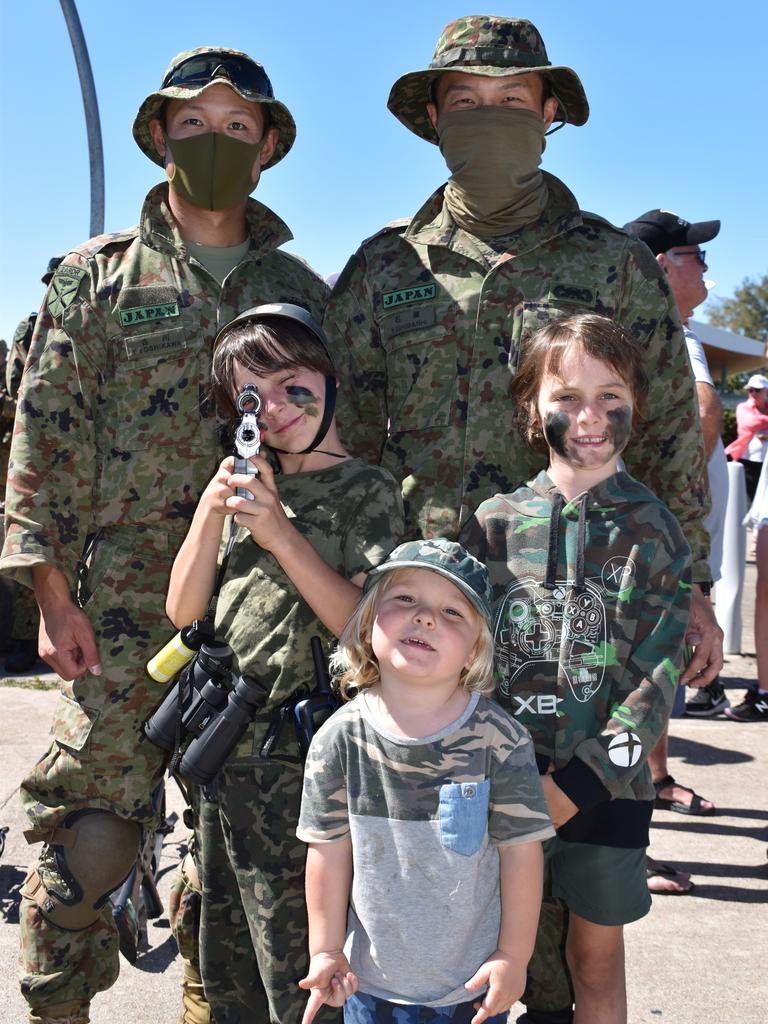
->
<box><xmin>652</xmin><ymin>819</ymin><xmax>768</xmax><ymax>840</ymax></box>
<box><xmin>668</xmin><ymin>733</ymin><xmax>753</xmax><ymax>765</ymax></box>
<box><xmin>0</xmin><ymin>864</ymin><xmax>23</xmax><ymax>924</ymax></box>
<box><xmin>131</xmin><ymin>933</ymin><xmax>178</xmax><ymax>974</ymax></box>
<box><xmin>686</xmin><ymin>884</ymin><xmax>768</xmax><ymax>903</ymax></box>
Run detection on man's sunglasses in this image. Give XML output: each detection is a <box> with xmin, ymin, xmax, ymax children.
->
<box><xmin>671</xmin><ymin>249</ymin><xmax>707</xmax><ymax>267</ymax></box>
<box><xmin>162</xmin><ymin>53</ymin><xmax>273</xmax><ymax>98</ymax></box>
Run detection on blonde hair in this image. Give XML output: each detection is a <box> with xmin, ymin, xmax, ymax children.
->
<box><xmin>332</xmin><ymin>569</ymin><xmax>496</xmax><ymax>700</ymax></box>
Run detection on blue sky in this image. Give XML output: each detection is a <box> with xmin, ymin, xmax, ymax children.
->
<box><xmin>1</xmin><ymin>0</ymin><xmax>765</xmax><ymax>344</ymax></box>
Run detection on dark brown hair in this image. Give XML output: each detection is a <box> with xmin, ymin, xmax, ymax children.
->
<box><xmin>510</xmin><ymin>313</ymin><xmax>650</xmax><ymax>452</ymax></box>
<box><xmin>210</xmin><ymin>315</ymin><xmax>334</xmax><ymax>419</ymax></box>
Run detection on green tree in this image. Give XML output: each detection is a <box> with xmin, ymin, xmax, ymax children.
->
<box><xmin>707</xmin><ymin>273</ymin><xmax>768</xmax><ymax>346</ymax></box>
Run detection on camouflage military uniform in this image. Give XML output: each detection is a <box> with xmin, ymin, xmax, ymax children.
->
<box><xmin>461</xmin><ymin>470</ymin><xmax>692</xmax><ymax>834</ymax></box>
<box><xmin>323</xmin><ymin>176</ymin><xmax>709</xmax><ymax>580</ymax></box>
<box><xmin>1</xmin><ymin>315</ymin><xmax>40</xmax><ymax>648</ymax></box>
<box><xmin>0</xmin><ymin>182</ymin><xmax>328</xmax><ymax>1015</ymax></box>
<box><xmin>197</xmin><ymin>459</ymin><xmax>403</xmax><ymax>1022</ymax></box>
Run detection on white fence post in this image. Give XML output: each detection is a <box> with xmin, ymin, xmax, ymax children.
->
<box><xmin>714</xmin><ymin>461</ymin><xmax>748</xmax><ymax>653</ymax></box>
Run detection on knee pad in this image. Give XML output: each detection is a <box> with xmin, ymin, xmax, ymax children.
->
<box><xmin>22</xmin><ymin>810</ymin><xmax>140</xmax><ymax>931</ymax></box>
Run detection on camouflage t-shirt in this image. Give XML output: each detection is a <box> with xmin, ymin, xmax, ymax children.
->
<box><xmin>461</xmin><ymin>470</ymin><xmax>692</xmax><ymax>848</ymax></box>
<box><xmin>298</xmin><ymin>691</ymin><xmax>553</xmax><ymax>1006</ymax></box>
<box><xmin>324</xmin><ymin>174</ymin><xmax>710</xmax><ymax>580</ymax></box>
<box><xmin>215</xmin><ymin>458</ymin><xmax>404</xmax><ymax>752</ymax></box>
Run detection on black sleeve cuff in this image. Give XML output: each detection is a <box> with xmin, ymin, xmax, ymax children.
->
<box><xmin>553</xmin><ymin>757</ymin><xmax>611</xmax><ymax>812</ymax></box>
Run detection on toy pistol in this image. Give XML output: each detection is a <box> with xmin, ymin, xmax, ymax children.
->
<box><xmin>234</xmin><ymin>384</ymin><xmax>262</xmax><ymax>500</ymax></box>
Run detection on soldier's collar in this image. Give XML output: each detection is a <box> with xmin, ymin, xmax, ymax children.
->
<box><xmin>404</xmin><ymin>173</ymin><xmax>583</xmax><ymax>256</ymax></box>
<box><xmin>139</xmin><ymin>183</ymin><xmax>293</xmax><ymax>261</ymax></box>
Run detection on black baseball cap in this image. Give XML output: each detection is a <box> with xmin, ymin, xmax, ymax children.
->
<box><xmin>622</xmin><ymin>210</ymin><xmax>720</xmax><ymax>256</ymax></box>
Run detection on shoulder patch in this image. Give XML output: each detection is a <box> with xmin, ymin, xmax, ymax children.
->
<box><xmin>47</xmin><ymin>265</ymin><xmax>87</xmax><ymax>318</ymax></box>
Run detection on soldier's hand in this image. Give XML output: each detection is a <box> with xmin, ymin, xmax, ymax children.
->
<box><xmin>226</xmin><ymin>454</ymin><xmax>290</xmax><ymax>550</ymax></box>
<box><xmin>33</xmin><ymin>564</ymin><xmax>102</xmax><ymax>680</ymax></box>
<box><xmin>681</xmin><ymin>586</ymin><xmax>724</xmax><ymax>686</ymax></box>
<box><xmin>38</xmin><ymin>602</ymin><xmax>102</xmax><ymax>680</ymax></box>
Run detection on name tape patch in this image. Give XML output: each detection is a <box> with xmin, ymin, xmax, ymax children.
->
<box><xmin>120</xmin><ymin>302</ymin><xmax>180</xmax><ymax>327</ymax></box>
<box><xmin>381</xmin><ymin>283</ymin><xmax>436</xmax><ymax>309</ymax></box>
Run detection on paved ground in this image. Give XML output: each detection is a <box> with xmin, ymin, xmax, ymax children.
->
<box><xmin>0</xmin><ymin>566</ymin><xmax>765</xmax><ymax>1023</ymax></box>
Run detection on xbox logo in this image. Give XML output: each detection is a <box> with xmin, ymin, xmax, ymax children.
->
<box><xmin>608</xmin><ymin>731</ymin><xmax>642</xmax><ymax>767</ymax></box>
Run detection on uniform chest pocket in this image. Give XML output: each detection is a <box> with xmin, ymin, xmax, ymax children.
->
<box><xmin>380</xmin><ymin>308</ymin><xmax>456</xmax><ymax>432</ymax></box>
<box><xmin>110</xmin><ymin>327</ymin><xmax>207</xmax><ymax>451</ymax></box>
<box><xmin>438</xmin><ymin>778</ymin><xmax>490</xmax><ymax>856</ymax></box>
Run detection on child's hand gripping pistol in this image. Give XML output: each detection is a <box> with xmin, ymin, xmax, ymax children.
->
<box><xmin>234</xmin><ymin>384</ymin><xmax>262</xmax><ymax>500</ymax></box>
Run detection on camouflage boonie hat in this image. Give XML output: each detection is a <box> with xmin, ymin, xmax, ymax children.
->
<box><xmin>365</xmin><ymin>539</ymin><xmax>492</xmax><ymax>622</ymax></box>
<box><xmin>388</xmin><ymin>15</ymin><xmax>589</xmax><ymax>143</ymax></box>
<box><xmin>132</xmin><ymin>47</ymin><xmax>296</xmax><ymax>169</ymax></box>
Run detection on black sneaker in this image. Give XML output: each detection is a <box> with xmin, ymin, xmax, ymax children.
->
<box><xmin>685</xmin><ymin>680</ymin><xmax>730</xmax><ymax>717</ymax></box>
<box><xmin>724</xmin><ymin>688</ymin><xmax>768</xmax><ymax>722</ymax></box>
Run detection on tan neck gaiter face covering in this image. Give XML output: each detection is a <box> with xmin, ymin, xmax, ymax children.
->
<box><xmin>438</xmin><ymin>106</ymin><xmax>548</xmax><ymax>239</ymax></box>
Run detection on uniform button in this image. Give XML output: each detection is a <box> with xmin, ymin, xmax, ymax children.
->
<box><xmin>463</xmin><ymin>784</ymin><xmax>476</xmax><ymax>798</ymax></box>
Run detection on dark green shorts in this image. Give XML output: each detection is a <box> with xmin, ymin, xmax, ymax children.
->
<box><xmin>543</xmin><ymin>836</ymin><xmax>651</xmax><ymax>926</ymax></box>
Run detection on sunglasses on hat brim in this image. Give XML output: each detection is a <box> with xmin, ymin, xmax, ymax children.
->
<box><xmin>162</xmin><ymin>53</ymin><xmax>274</xmax><ymax>98</ymax></box>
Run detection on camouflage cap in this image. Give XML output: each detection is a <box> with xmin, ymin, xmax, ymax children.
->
<box><xmin>132</xmin><ymin>47</ymin><xmax>296</xmax><ymax>170</ymax></box>
<box><xmin>387</xmin><ymin>15</ymin><xmax>589</xmax><ymax>143</ymax></box>
<box><xmin>365</xmin><ymin>538</ymin><xmax>492</xmax><ymax>622</ymax></box>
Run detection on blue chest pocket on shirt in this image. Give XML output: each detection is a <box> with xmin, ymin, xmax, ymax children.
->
<box><xmin>438</xmin><ymin>778</ymin><xmax>491</xmax><ymax>856</ymax></box>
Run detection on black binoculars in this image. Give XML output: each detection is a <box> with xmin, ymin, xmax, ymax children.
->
<box><xmin>145</xmin><ymin>638</ymin><xmax>268</xmax><ymax>785</ymax></box>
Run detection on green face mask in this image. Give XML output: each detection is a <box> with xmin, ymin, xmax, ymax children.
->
<box><xmin>438</xmin><ymin>106</ymin><xmax>548</xmax><ymax>239</ymax></box>
<box><xmin>165</xmin><ymin>132</ymin><xmax>265</xmax><ymax>211</ymax></box>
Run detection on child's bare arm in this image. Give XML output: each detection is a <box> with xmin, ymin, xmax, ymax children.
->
<box><xmin>299</xmin><ymin>839</ymin><xmax>357</xmax><ymax>1023</ymax></box>
<box><xmin>227</xmin><ymin>454</ymin><xmax>365</xmax><ymax>635</ymax></box>
<box><xmin>166</xmin><ymin>457</ymin><xmax>235</xmax><ymax>626</ymax></box>
<box><xmin>465</xmin><ymin>840</ymin><xmax>544</xmax><ymax>1024</ymax></box>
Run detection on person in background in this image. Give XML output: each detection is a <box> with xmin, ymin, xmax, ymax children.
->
<box><xmin>725</xmin><ymin>375</ymin><xmax>768</xmax><ymax>502</ymax></box>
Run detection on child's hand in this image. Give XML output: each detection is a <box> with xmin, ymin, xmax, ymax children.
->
<box><xmin>200</xmin><ymin>456</ymin><xmax>237</xmax><ymax>517</ymax></box>
<box><xmin>299</xmin><ymin>951</ymin><xmax>358</xmax><ymax>1024</ymax></box>
<box><xmin>225</xmin><ymin>454</ymin><xmax>291</xmax><ymax>551</ymax></box>
<box><xmin>464</xmin><ymin>949</ymin><xmax>526</xmax><ymax>1024</ymax></box>
<box><xmin>540</xmin><ymin>775</ymin><xmax>578</xmax><ymax>828</ymax></box>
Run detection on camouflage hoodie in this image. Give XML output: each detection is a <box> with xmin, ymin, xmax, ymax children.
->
<box><xmin>461</xmin><ymin>470</ymin><xmax>692</xmax><ymax>848</ymax></box>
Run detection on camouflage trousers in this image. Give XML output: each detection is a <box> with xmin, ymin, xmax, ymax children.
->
<box><xmin>522</xmin><ymin>896</ymin><xmax>573</xmax><ymax>1015</ymax></box>
<box><xmin>169</xmin><ymin>844</ymin><xmax>213</xmax><ymax>1024</ymax></box>
<box><xmin>196</xmin><ymin>734</ymin><xmax>341</xmax><ymax>1024</ymax></box>
<box><xmin>18</xmin><ymin>528</ymin><xmax>181</xmax><ymax>1016</ymax></box>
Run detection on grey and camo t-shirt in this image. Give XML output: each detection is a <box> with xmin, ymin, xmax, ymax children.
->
<box><xmin>297</xmin><ymin>692</ymin><xmax>553</xmax><ymax>1006</ymax></box>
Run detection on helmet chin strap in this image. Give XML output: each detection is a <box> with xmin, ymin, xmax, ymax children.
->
<box><xmin>268</xmin><ymin>375</ymin><xmax>339</xmax><ymax>456</ymax></box>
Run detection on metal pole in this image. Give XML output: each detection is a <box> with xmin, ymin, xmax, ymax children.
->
<box><xmin>59</xmin><ymin>0</ymin><xmax>105</xmax><ymax>237</ymax></box>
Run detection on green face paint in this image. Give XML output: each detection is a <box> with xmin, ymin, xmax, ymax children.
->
<box><xmin>286</xmin><ymin>385</ymin><xmax>320</xmax><ymax>417</ymax></box>
<box><xmin>166</xmin><ymin>131</ymin><xmax>264</xmax><ymax>211</ymax></box>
